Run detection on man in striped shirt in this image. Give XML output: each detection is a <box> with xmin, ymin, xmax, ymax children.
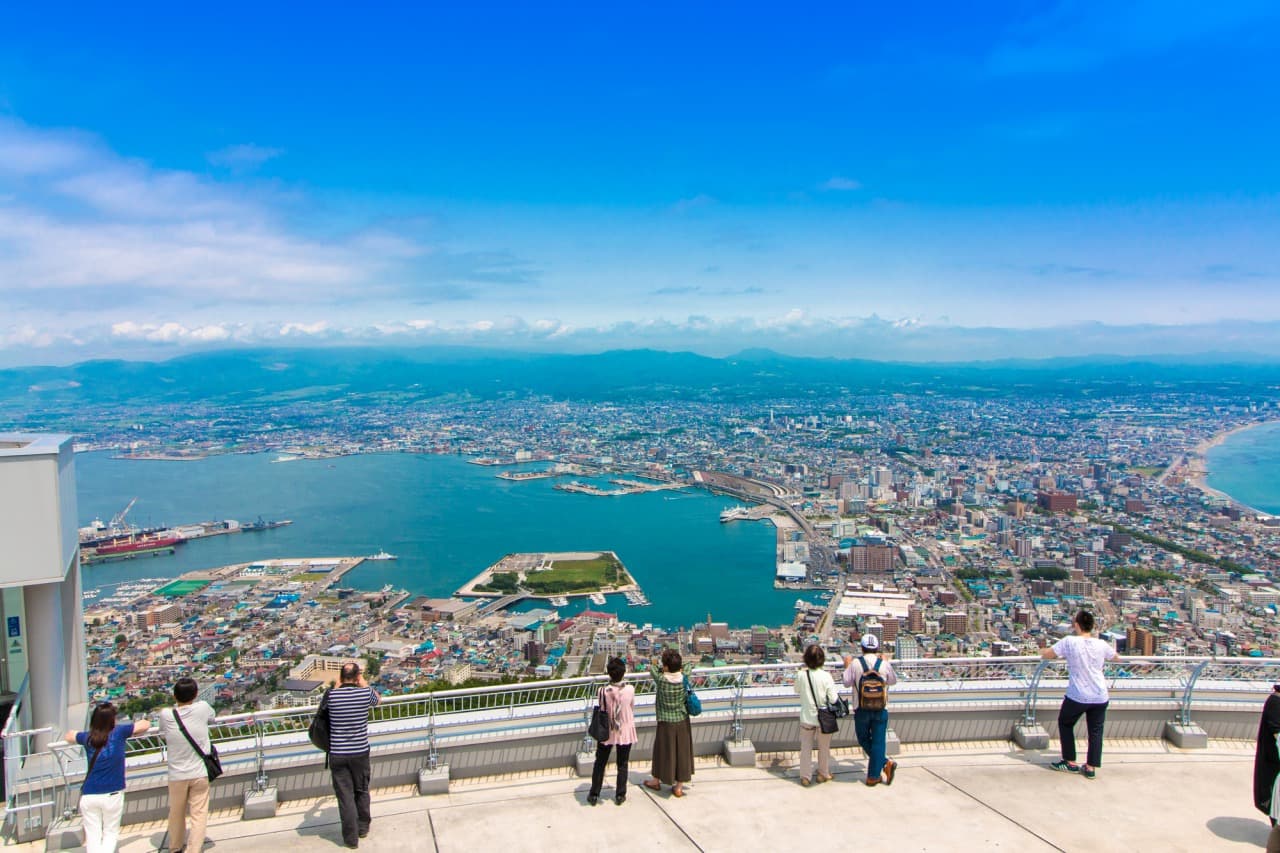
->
<box><xmin>328</xmin><ymin>662</ymin><xmax>380</xmax><ymax>848</ymax></box>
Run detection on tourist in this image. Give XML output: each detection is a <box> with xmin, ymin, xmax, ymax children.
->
<box><xmin>794</xmin><ymin>643</ymin><xmax>840</xmax><ymax>786</ymax></box>
<box><xmin>587</xmin><ymin>657</ymin><xmax>637</xmax><ymax>806</ymax></box>
<box><xmin>327</xmin><ymin>662</ymin><xmax>381</xmax><ymax>848</ymax></box>
<box><xmin>644</xmin><ymin>648</ymin><xmax>694</xmax><ymax>797</ymax></box>
<box><xmin>843</xmin><ymin>634</ymin><xmax>898</xmax><ymax>786</ymax></box>
<box><xmin>1255</xmin><ymin>684</ymin><xmax>1280</xmax><ymax>822</ymax></box>
<box><xmin>65</xmin><ymin>702</ymin><xmax>152</xmax><ymax>853</ymax></box>
<box><xmin>1041</xmin><ymin>609</ymin><xmax>1118</xmax><ymax>779</ymax></box>
<box><xmin>159</xmin><ymin>676</ymin><xmax>217</xmax><ymax>853</ymax></box>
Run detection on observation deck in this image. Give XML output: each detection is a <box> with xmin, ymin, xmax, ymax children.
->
<box><xmin>4</xmin><ymin>656</ymin><xmax>1278</xmax><ymax>851</ymax></box>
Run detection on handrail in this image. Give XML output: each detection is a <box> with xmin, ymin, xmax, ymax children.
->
<box><xmin>4</xmin><ymin>654</ymin><xmax>1277</xmax><ymax>841</ymax></box>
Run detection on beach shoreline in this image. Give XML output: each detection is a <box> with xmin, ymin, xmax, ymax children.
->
<box><xmin>1181</xmin><ymin>419</ymin><xmax>1279</xmax><ymax>515</ymax></box>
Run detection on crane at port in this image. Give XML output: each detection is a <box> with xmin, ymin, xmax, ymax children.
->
<box><xmin>109</xmin><ymin>497</ymin><xmax>138</xmax><ymax>533</ymax></box>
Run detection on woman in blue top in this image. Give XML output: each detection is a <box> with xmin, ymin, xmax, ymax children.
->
<box><xmin>64</xmin><ymin>702</ymin><xmax>151</xmax><ymax>853</ymax></box>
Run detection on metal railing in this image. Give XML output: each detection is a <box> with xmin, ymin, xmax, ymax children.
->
<box><xmin>5</xmin><ymin>655</ymin><xmax>1279</xmax><ymax>838</ymax></box>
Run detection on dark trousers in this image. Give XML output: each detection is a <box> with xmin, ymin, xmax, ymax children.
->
<box><xmin>329</xmin><ymin>752</ymin><xmax>372</xmax><ymax>846</ymax></box>
<box><xmin>589</xmin><ymin>742</ymin><xmax>632</xmax><ymax>798</ymax></box>
<box><xmin>1058</xmin><ymin>697</ymin><xmax>1108</xmax><ymax>767</ymax></box>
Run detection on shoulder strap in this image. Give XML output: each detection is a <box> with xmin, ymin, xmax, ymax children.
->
<box><xmin>85</xmin><ymin>740</ymin><xmax>102</xmax><ymax>781</ymax></box>
<box><xmin>172</xmin><ymin>705</ymin><xmax>210</xmax><ymax>761</ymax></box>
<box><xmin>872</xmin><ymin>657</ymin><xmax>882</xmax><ymax>673</ymax></box>
<box><xmin>804</xmin><ymin>668</ymin><xmax>818</xmax><ymax>704</ymax></box>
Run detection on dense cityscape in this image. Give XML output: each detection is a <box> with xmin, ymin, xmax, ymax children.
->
<box><xmin>34</xmin><ymin>384</ymin><xmax>1277</xmax><ymax>714</ymax></box>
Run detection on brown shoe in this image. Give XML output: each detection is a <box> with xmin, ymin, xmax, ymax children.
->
<box><xmin>817</xmin><ymin>773</ymin><xmax>833</xmax><ymax>784</ymax></box>
<box><xmin>800</xmin><ymin>777</ymin><xmax>811</xmax><ymax>787</ymax></box>
<box><xmin>882</xmin><ymin>759</ymin><xmax>897</xmax><ymax>786</ymax></box>
<box><xmin>864</xmin><ymin>777</ymin><xmax>880</xmax><ymax>787</ymax></box>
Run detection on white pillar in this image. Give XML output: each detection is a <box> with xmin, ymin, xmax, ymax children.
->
<box><xmin>60</xmin><ymin>561</ymin><xmax>88</xmax><ymax>707</ymax></box>
<box><xmin>23</xmin><ymin>581</ymin><xmax>68</xmax><ymax>751</ymax></box>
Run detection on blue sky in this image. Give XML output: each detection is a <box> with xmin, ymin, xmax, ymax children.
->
<box><xmin>2</xmin><ymin>1</ymin><xmax>1280</xmax><ymax>364</ymax></box>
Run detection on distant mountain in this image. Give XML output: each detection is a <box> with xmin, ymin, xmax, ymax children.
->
<box><xmin>2</xmin><ymin>346</ymin><xmax>1279</xmax><ymax>411</ymax></box>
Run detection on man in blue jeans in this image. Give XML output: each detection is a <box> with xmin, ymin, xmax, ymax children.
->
<box><xmin>843</xmin><ymin>634</ymin><xmax>899</xmax><ymax>786</ymax></box>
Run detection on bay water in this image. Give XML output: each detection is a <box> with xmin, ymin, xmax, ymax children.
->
<box><xmin>1206</xmin><ymin>421</ymin><xmax>1280</xmax><ymax>515</ymax></box>
<box><xmin>75</xmin><ymin>452</ymin><xmax>794</xmax><ymax>629</ymax></box>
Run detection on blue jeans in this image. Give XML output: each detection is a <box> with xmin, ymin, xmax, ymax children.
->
<box><xmin>854</xmin><ymin>708</ymin><xmax>889</xmax><ymax>779</ymax></box>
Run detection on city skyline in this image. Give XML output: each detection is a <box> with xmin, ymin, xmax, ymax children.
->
<box><xmin>3</xmin><ymin>2</ymin><xmax>1280</xmax><ymax>365</ymax></box>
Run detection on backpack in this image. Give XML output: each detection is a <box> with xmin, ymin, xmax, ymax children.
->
<box><xmin>858</xmin><ymin>656</ymin><xmax>888</xmax><ymax>711</ymax></box>
<box><xmin>308</xmin><ymin>690</ymin><xmax>331</xmax><ymax>752</ymax></box>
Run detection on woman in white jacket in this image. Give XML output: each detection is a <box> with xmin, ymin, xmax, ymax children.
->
<box><xmin>794</xmin><ymin>643</ymin><xmax>841</xmax><ymax>786</ymax></box>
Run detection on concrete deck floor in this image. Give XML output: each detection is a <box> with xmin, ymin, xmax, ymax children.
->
<box><xmin>27</xmin><ymin>739</ymin><xmax>1277</xmax><ymax>852</ymax></box>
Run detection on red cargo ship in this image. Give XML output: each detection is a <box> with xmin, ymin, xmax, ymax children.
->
<box><xmin>89</xmin><ymin>534</ymin><xmax>182</xmax><ymax>556</ymax></box>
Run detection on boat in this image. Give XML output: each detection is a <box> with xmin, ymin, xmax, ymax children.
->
<box><xmin>242</xmin><ymin>516</ymin><xmax>293</xmax><ymax>532</ymax></box>
<box><xmin>589</xmin><ymin>592</ymin><xmax>607</xmax><ymax>606</ymax></box>
<box><xmin>549</xmin><ymin>595</ymin><xmax>570</xmax><ymax>607</ymax></box>
<box><xmin>366</xmin><ymin>550</ymin><xmax>398</xmax><ymax>561</ymax></box>
<box><xmin>86</xmin><ymin>533</ymin><xmax>182</xmax><ymax>558</ymax></box>
<box><xmin>380</xmin><ymin>584</ymin><xmax>394</xmax><ymax>594</ymax></box>
<box><xmin>720</xmin><ymin>507</ymin><xmax>749</xmax><ymax>523</ymax></box>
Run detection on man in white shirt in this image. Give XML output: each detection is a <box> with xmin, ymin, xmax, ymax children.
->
<box><xmin>1040</xmin><ymin>610</ymin><xmax>1117</xmax><ymax>779</ymax></box>
<box><xmin>158</xmin><ymin>677</ymin><xmax>216</xmax><ymax>852</ymax></box>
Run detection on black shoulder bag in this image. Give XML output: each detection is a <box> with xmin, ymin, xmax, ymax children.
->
<box><xmin>588</xmin><ymin>686</ymin><xmax>611</xmax><ymax>742</ymax></box>
<box><xmin>173</xmin><ymin>705</ymin><xmax>223</xmax><ymax>782</ymax></box>
<box><xmin>806</xmin><ymin>669</ymin><xmax>840</xmax><ymax>735</ymax></box>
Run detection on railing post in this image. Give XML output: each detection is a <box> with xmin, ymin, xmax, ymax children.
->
<box><xmin>722</xmin><ymin>669</ymin><xmax>755</xmax><ymax>766</ymax></box>
<box><xmin>731</xmin><ymin>671</ymin><xmax>746</xmax><ymax>743</ymax></box>
<box><xmin>1022</xmin><ymin>659</ymin><xmax>1050</xmax><ymax>726</ymax></box>
<box><xmin>427</xmin><ymin>695</ymin><xmax>439</xmax><ymax>772</ymax></box>
<box><xmin>1179</xmin><ymin>660</ymin><xmax>1211</xmax><ymax>727</ymax></box>
<box><xmin>242</xmin><ymin>715</ymin><xmax>278</xmax><ymax>820</ymax></box>
<box><xmin>1012</xmin><ymin>660</ymin><xmax>1052</xmax><ymax>750</ymax></box>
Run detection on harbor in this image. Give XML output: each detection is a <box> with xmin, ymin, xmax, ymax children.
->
<box><xmin>455</xmin><ymin>551</ymin><xmax>646</xmax><ymax>610</ymax></box>
<box><xmin>555</xmin><ymin>478</ymin><xmax>687</xmax><ymax>497</ymax></box>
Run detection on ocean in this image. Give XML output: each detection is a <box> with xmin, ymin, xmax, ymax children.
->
<box><xmin>1206</xmin><ymin>421</ymin><xmax>1280</xmax><ymax>515</ymax></box>
<box><xmin>75</xmin><ymin>452</ymin><xmax>795</xmax><ymax>629</ymax></box>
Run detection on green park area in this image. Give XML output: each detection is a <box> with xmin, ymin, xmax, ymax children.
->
<box><xmin>476</xmin><ymin>553</ymin><xmax>630</xmax><ymax>595</ymax></box>
<box><xmin>155</xmin><ymin>579</ymin><xmax>211</xmax><ymax>597</ymax></box>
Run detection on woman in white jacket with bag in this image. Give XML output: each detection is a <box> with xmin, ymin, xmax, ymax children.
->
<box><xmin>794</xmin><ymin>643</ymin><xmax>841</xmax><ymax>786</ymax></box>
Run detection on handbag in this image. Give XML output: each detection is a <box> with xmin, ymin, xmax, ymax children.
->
<box><xmin>683</xmin><ymin>674</ymin><xmax>702</xmax><ymax>717</ymax></box>
<box><xmin>806</xmin><ymin>669</ymin><xmax>840</xmax><ymax>735</ymax></box>
<box><xmin>172</xmin><ymin>705</ymin><xmax>223</xmax><ymax>782</ymax></box>
<box><xmin>588</xmin><ymin>687</ymin><xmax>611</xmax><ymax>742</ymax></box>
<box><xmin>308</xmin><ymin>690</ymin><xmax>331</xmax><ymax>752</ymax></box>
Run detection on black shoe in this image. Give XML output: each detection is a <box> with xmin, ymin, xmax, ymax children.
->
<box><xmin>587</xmin><ymin>793</ymin><xmax>599</xmax><ymax>806</ymax></box>
<box><xmin>344</xmin><ymin>844</ymin><xmax>358</xmax><ymax>850</ymax></box>
<box><xmin>358</xmin><ymin>830</ymin><xmax>369</xmax><ymax>838</ymax></box>
<box><xmin>615</xmin><ymin>794</ymin><xmax>626</xmax><ymax>805</ymax></box>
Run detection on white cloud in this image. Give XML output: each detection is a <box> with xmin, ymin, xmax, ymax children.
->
<box><xmin>207</xmin><ymin>143</ymin><xmax>284</xmax><ymax>171</ymax></box>
<box><xmin>0</xmin><ymin>117</ymin><xmax>530</xmax><ymax>315</ymax></box>
<box><xmin>670</xmin><ymin>193</ymin><xmax>717</xmax><ymax>213</ymax></box>
<box><xmin>819</xmin><ymin>176</ymin><xmax>862</xmax><ymax>192</ymax></box>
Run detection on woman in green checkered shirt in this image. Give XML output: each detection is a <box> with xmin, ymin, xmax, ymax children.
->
<box><xmin>643</xmin><ymin>647</ymin><xmax>694</xmax><ymax>797</ymax></box>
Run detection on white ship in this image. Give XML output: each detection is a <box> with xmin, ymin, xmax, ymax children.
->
<box><xmin>589</xmin><ymin>592</ymin><xmax>607</xmax><ymax>606</ymax></box>
<box><xmin>720</xmin><ymin>507</ymin><xmax>749</xmax><ymax>522</ymax></box>
<box><xmin>366</xmin><ymin>550</ymin><xmax>398</xmax><ymax>561</ymax></box>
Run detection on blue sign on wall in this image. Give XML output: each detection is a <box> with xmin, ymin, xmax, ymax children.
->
<box><xmin>7</xmin><ymin>616</ymin><xmax>20</xmax><ymax>638</ymax></box>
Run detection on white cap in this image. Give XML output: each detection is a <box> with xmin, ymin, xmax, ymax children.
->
<box><xmin>860</xmin><ymin>634</ymin><xmax>880</xmax><ymax>651</ymax></box>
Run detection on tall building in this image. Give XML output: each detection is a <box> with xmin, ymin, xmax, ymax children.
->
<box><xmin>849</xmin><ymin>543</ymin><xmax>896</xmax><ymax>574</ymax></box>
<box><xmin>0</xmin><ymin>435</ymin><xmax>89</xmax><ymax>750</ymax></box>
<box><xmin>1075</xmin><ymin>551</ymin><xmax>1100</xmax><ymax>577</ymax></box>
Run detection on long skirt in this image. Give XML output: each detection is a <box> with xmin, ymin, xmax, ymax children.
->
<box><xmin>651</xmin><ymin>717</ymin><xmax>694</xmax><ymax>785</ymax></box>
